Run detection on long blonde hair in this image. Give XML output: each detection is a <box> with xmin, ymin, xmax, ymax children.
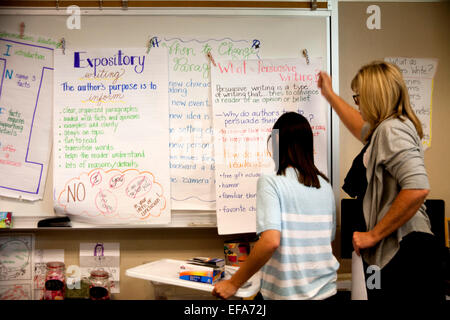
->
<box><xmin>351</xmin><ymin>61</ymin><xmax>423</xmax><ymax>141</ymax></box>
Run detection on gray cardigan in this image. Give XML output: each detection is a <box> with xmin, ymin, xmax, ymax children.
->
<box><xmin>361</xmin><ymin>117</ymin><xmax>432</xmax><ymax>269</ymax></box>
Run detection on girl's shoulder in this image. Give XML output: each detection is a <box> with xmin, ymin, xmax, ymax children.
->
<box><xmin>256</xmin><ymin>173</ymin><xmax>282</xmax><ymax>196</ymax></box>
<box><xmin>317</xmin><ymin>175</ymin><xmax>333</xmax><ymax>193</ymax></box>
<box><xmin>257</xmin><ymin>170</ymin><xmax>333</xmax><ymax>193</ymax></box>
<box><xmin>257</xmin><ymin>172</ymin><xmax>279</xmax><ymax>187</ymax></box>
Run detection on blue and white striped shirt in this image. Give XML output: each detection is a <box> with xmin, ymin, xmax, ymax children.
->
<box><xmin>256</xmin><ymin>167</ymin><xmax>339</xmax><ymax>300</ymax></box>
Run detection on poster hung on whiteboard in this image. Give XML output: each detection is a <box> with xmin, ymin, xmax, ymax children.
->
<box><xmin>53</xmin><ymin>48</ymin><xmax>171</xmax><ymax>225</ymax></box>
<box><xmin>150</xmin><ymin>36</ymin><xmax>261</xmax><ymax>211</ymax></box>
<box><xmin>0</xmin><ymin>32</ymin><xmax>57</xmax><ymax>201</ymax></box>
<box><xmin>212</xmin><ymin>58</ymin><xmax>328</xmax><ymax>235</ymax></box>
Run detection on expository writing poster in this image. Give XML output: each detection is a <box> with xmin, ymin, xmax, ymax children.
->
<box><xmin>212</xmin><ymin>58</ymin><xmax>328</xmax><ymax>235</ymax></box>
<box><xmin>53</xmin><ymin>48</ymin><xmax>171</xmax><ymax>225</ymax></box>
<box><xmin>151</xmin><ymin>37</ymin><xmax>261</xmax><ymax>210</ymax></box>
<box><xmin>0</xmin><ymin>33</ymin><xmax>56</xmax><ymax>201</ymax></box>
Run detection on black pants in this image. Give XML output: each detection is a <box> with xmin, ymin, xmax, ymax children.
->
<box><xmin>364</xmin><ymin>232</ymin><xmax>446</xmax><ymax>301</ymax></box>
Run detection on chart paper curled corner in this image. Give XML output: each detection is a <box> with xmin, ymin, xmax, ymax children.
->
<box><xmin>351</xmin><ymin>251</ymin><xmax>368</xmax><ymax>300</ymax></box>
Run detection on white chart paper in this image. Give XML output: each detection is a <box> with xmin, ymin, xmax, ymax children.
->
<box><xmin>152</xmin><ymin>36</ymin><xmax>261</xmax><ymax>210</ymax></box>
<box><xmin>212</xmin><ymin>58</ymin><xmax>328</xmax><ymax>235</ymax></box>
<box><xmin>351</xmin><ymin>251</ymin><xmax>368</xmax><ymax>300</ymax></box>
<box><xmin>0</xmin><ymin>33</ymin><xmax>55</xmax><ymax>200</ymax></box>
<box><xmin>385</xmin><ymin>57</ymin><xmax>438</xmax><ymax>150</ymax></box>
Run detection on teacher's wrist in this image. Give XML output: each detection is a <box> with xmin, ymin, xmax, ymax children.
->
<box><xmin>368</xmin><ymin>229</ymin><xmax>383</xmax><ymax>245</ymax></box>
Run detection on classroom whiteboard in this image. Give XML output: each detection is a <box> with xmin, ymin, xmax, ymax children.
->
<box><xmin>0</xmin><ymin>9</ymin><xmax>338</xmax><ymax>228</ymax></box>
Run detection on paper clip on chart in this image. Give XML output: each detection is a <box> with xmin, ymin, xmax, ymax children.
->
<box><xmin>60</xmin><ymin>38</ymin><xmax>66</xmax><ymax>55</ymax></box>
<box><xmin>302</xmin><ymin>49</ymin><xmax>310</xmax><ymax>65</ymax></box>
<box><xmin>207</xmin><ymin>51</ymin><xmax>217</xmax><ymax>67</ymax></box>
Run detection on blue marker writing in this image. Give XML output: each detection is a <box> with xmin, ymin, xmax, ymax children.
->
<box><xmin>3</xmin><ymin>44</ymin><xmax>12</xmax><ymax>56</ymax></box>
<box><xmin>74</xmin><ymin>50</ymin><xmax>145</xmax><ymax>75</ymax></box>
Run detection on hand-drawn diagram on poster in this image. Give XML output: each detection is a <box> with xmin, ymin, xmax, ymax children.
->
<box><xmin>385</xmin><ymin>57</ymin><xmax>438</xmax><ymax>150</ymax></box>
<box><xmin>150</xmin><ymin>36</ymin><xmax>260</xmax><ymax>210</ymax></box>
<box><xmin>0</xmin><ymin>234</ymin><xmax>34</xmax><ymax>281</ymax></box>
<box><xmin>53</xmin><ymin>48</ymin><xmax>170</xmax><ymax>225</ymax></box>
<box><xmin>212</xmin><ymin>58</ymin><xmax>328</xmax><ymax>235</ymax></box>
<box><xmin>0</xmin><ymin>33</ymin><xmax>56</xmax><ymax>200</ymax></box>
<box><xmin>56</xmin><ymin>169</ymin><xmax>166</xmax><ymax>221</ymax></box>
<box><xmin>0</xmin><ymin>234</ymin><xmax>35</xmax><ymax>300</ymax></box>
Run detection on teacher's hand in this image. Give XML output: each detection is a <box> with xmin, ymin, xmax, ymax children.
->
<box><xmin>352</xmin><ymin>231</ymin><xmax>379</xmax><ymax>256</ymax></box>
<box><xmin>212</xmin><ymin>279</ymin><xmax>239</xmax><ymax>300</ymax></box>
<box><xmin>317</xmin><ymin>71</ymin><xmax>335</xmax><ymax>101</ymax></box>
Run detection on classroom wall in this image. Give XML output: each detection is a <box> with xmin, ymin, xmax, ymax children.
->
<box><xmin>4</xmin><ymin>1</ymin><xmax>449</xmax><ymax>299</ymax></box>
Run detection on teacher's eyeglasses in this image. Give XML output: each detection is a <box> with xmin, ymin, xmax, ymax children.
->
<box><xmin>352</xmin><ymin>94</ymin><xmax>360</xmax><ymax>105</ymax></box>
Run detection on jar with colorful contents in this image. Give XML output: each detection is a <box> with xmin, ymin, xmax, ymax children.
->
<box><xmin>43</xmin><ymin>262</ymin><xmax>65</xmax><ymax>300</ymax></box>
<box><xmin>89</xmin><ymin>270</ymin><xmax>111</xmax><ymax>300</ymax></box>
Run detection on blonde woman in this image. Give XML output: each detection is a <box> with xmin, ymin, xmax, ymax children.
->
<box><xmin>318</xmin><ymin>61</ymin><xmax>444</xmax><ymax>300</ymax></box>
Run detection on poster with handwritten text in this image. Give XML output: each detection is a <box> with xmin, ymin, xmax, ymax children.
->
<box><xmin>212</xmin><ymin>58</ymin><xmax>328</xmax><ymax>235</ymax></box>
<box><xmin>385</xmin><ymin>57</ymin><xmax>438</xmax><ymax>150</ymax></box>
<box><xmin>151</xmin><ymin>37</ymin><xmax>260</xmax><ymax>210</ymax></box>
<box><xmin>53</xmin><ymin>48</ymin><xmax>171</xmax><ymax>225</ymax></box>
<box><xmin>0</xmin><ymin>33</ymin><xmax>57</xmax><ymax>200</ymax></box>
<box><xmin>0</xmin><ymin>234</ymin><xmax>35</xmax><ymax>300</ymax></box>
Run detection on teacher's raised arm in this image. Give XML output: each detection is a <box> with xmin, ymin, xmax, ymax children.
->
<box><xmin>317</xmin><ymin>71</ymin><xmax>365</xmax><ymax>142</ymax></box>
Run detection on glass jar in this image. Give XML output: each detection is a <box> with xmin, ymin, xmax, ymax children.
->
<box><xmin>43</xmin><ymin>262</ymin><xmax>65</xmax><ymax>300</ymax></box>
<box><xmin>89</xmin><ymin>269</ymin><xmax>111</xmax><ymax>300</ymax></box>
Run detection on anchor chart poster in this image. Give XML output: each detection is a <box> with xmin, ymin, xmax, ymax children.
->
<box><xmin>53</xmin><ymin>48</ymin><xmax>170</xmax><ymax>225</ymax></box>
<box><xmin>385</xmin><ymin>57</ymin><xmax>438</xmax><ymax>150</ymax></box>
<box><xmin>151</xmin><ymin>36</ymin><xmax>261</xmax><ymax>210</ymax></box>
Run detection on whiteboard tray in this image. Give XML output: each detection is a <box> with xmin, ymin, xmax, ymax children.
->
<box><xmin>126</xmin><ymin>259</ymin><xmax>261</xmax><ymax>298</ymax></box>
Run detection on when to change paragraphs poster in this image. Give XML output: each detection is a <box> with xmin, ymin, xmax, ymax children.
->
<box><xmin>151</xmin><ymin>36</ymin><xmax>261</xmax><ymax>210</ymax></box>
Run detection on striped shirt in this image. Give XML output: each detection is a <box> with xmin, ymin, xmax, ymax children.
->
<box><xmin>256</xmin><ymin>167</ymin><xmax>339</xmax><ymax>300</ymax></box>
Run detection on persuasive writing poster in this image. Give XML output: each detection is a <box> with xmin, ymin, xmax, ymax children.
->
<box><xmin>212</xmin><ymin>58</ymin><xmax>328</xmax><ymax>234</ymax></box>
